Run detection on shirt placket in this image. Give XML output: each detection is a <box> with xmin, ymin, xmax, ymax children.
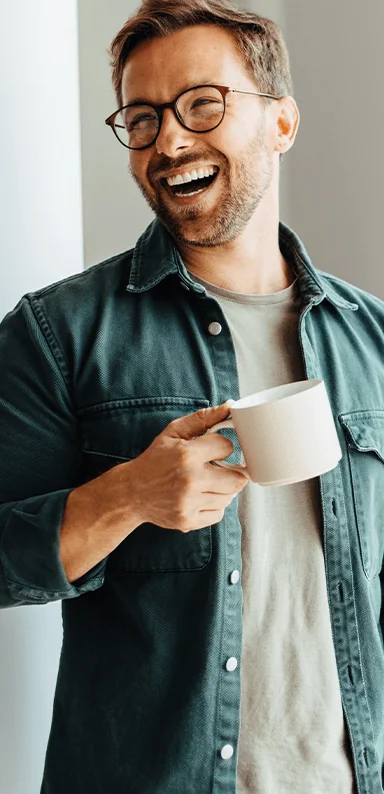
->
<box><xmin>298</xmin><ymin>297</ymin><xmax>380</xmax><ymax>794</ymax></box>
<box><xmin>181</xmin><ymin>278</ymin><xmax>244</xmax><ymax>792</ymax></box>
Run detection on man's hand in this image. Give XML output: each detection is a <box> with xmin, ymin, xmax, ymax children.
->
<box><xmin>111</xmin><ymin>401</ymin><xmax>249</xmax><ymax>532</ymax></box>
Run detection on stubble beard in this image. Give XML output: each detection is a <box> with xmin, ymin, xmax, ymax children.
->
<box><xmin>130</xmin><ymin>121</ymin><xmax>273</xmax><ymax>249</ymax></box>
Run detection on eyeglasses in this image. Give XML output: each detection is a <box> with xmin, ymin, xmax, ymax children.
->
<box><xmin>105</xmin><ymin>83</ymin><xmax>283</xmax><ymax>150</ymax></box>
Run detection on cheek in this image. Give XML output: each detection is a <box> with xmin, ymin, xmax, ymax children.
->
<box><xmin>207</xmin><ymin>119</ymin><xmax>252</xmax><ymax>162</ymax></box>
<box><xmin>130</xmin><ymin>154</ymin><xmax>151</xmax><ymax>186</ymax></box>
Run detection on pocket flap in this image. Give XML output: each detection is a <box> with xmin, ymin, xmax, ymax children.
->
<box><xmin>76</xmin><ymin>396</ymin><xmax>213</xmax><ymax>573</ymax></box>
<box><xmin>338</xmin><ymin>409</ymin><xmax>384</xmax><ymax>580</ymax></box>
<box><xmin>339</xmin><ymin>411</ymin><xmax>384</xmax><ymax>463</ymax></box>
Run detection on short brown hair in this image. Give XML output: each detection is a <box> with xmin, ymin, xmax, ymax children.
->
<box><xmin>107</xmin><ymin>0</ymin><xmax>293</xmax><ymax>110</ymax></box>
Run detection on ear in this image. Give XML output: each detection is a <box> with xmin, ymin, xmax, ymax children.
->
<box><xmin>274</xmin><ymin>96</ymin><xmax>300</xmax><ymax>155</ymax></box>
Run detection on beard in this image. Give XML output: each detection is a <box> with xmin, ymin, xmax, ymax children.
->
<box><xmin>129</xmin><ymin>116</ymin><xmax>273</xmax><ymax>249</ymax></box>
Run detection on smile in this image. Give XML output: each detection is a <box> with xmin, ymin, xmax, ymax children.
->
<box><xmin>161</xmin><ymin>167</ymin><xmax>220</xmax><ymax>200</ymax></box>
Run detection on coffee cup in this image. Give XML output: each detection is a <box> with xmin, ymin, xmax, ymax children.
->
<box><xmin>206</xmin><ymin>379</ymin><xmax>342</xmax><ymax>486</ymax></box>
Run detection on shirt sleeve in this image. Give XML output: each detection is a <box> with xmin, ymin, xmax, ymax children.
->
<box><xmin>0</xmin><ymin>295</ymin><xmax>107</xmax><ymax>608</ymax></box>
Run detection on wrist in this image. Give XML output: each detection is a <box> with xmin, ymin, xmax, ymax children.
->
<box><xmin>96</xmin><ymin>460</ymin><xmax>144</xmax><ymax>532</ymax></box>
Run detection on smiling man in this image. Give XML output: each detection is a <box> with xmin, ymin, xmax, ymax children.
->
<box><xmin>111</xmin><ymin>18</ymin><xmax>298</xmax><ymax>295</ymax></box>
<box><xmin>1</xmin><ymin>1</ymin><xmax>384</xmax><ymax>793</ymax></box>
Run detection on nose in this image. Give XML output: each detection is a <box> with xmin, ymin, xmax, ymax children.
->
<box><xmin>155</xmin><ymin>107</ymin><xmax>196</xmax><ymax>157</ymax></box>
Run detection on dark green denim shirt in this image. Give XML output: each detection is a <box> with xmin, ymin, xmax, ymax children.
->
<box><xmin>0</xmin><ymin>219</ymin><xmax>383</xmax><ymax>794</ymax></box>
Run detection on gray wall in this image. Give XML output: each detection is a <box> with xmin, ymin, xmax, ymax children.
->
<box><xmin>283</xmin><ymin>0</ymin><xmax>384</xmax><ymax>297</ymax></box>
<box><xmin>246</xmin><ymin>0</ymin><xmax>384</xmax><ymax>298</ymax></box>
<box><xmin>77</xmin><ymin>0</ymin><xmax>154</xmax><ymax>268</ymax></box>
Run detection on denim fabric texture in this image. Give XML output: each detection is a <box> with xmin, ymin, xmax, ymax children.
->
<box><xmin>0</xmin><ymin>218</ymin><xmax>383</xmax><ymax>793</ymax></box>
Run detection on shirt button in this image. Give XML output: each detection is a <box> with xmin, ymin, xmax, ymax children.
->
<box><xmin>226</xmin><ymin>657</ymin><xmax>238</xmax><ymax>672</ymax></box>
<box><xmin>221</xmin><ymin>744</ymin><xmax>234</xmax><ymax>760</ymax></box>
<box><xmin>230</xmin><ymin>570</ymin><xmax>240</xmax><ymax>584</ymax></box>
<box><xmin>208</xmin><ymin>321</ymin><xmax>222</xmax><ymax>336</ymax></box>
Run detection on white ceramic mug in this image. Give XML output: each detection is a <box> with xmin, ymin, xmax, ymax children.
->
<box><xmin>206</xmin><ymin>379</ymin><xmax>342</xmax><ymax>486</ymax></box>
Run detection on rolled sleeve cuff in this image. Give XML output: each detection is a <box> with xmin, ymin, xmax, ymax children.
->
<box><xmin>0</xmin><ymin>490</ymin><xmax>106</xmax><ymax>605</ymax></box>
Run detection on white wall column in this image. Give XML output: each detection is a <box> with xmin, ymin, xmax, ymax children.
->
<box><xmin>0</xmin><ymin>2</ymin><xmax>84</xmax><ymax>792</ymax></box>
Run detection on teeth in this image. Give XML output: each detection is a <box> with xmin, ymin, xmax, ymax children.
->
<box><xmin>174</xmin><ymin>186</ymin><xmax>207</xmax><ymax>197</ymax></box>
<box><xmin>167</xmin><ymin>166</ymin><xmax>217</xmax><ymax>187</ymax></box>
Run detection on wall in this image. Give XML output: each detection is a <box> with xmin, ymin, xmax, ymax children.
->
<box><xmin>77</xmin><ymin>0</ymin><xmax>154</xmax><ymax>268</ymax></box>
<box><xmin>283</xmin><ymin>0</ymin><xmax>384</xmax><ymax>297</ymax></box>
<box><xmin>247</xmin><ymin>0</ymin><xmax>384</xmax><ymax>298</ymax></box>
<box><xmin>0</xmin><ymin>1</ymin><xmax>85</xmax><ymax>314</ymax></box>
<box><xmin>0</xmin><ymin>2</ymin><xmax>84</xmax><ymax>793</ymax></box>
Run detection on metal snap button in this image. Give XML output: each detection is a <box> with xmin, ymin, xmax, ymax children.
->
<box><xmin>208</xmin><ymin>322</ymin><xmax>222</xmax><ymax>336</ymax></box>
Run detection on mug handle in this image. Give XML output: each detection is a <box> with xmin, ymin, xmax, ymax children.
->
<box><xmin>206</xmin><ymin>419</ymin><xmax>251</xmax><ymax>479</ymax></box>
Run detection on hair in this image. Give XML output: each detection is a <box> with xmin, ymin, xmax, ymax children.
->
<box><xmin>107</xmin><ymin>0</ymin><xmax>293</xmax><ymax>110</ymax></box>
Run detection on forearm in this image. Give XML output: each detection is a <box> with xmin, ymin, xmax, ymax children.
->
<box><xmin>59</xmin><ymin>464</ymin><xmax>142</xmax><ymax>584</ymax></box>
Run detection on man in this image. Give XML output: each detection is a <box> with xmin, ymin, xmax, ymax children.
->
<box><xmin>0</xmin><ymin>1</ymin><xmax>383</xmax><ymax>792</ymax></box>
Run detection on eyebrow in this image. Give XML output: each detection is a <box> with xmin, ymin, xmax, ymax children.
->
<box><xmin>123</xmin><ymin>80</ymin><xmax>219</xmax><ymax>106</ymax></box>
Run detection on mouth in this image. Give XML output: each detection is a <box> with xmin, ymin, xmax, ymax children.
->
<box><xmin>160</xmin><ymin>167</ymin><xmax>220</xmax><ymax>203</ymax></box>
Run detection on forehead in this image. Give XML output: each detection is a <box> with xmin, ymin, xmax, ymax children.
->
<box><xmin>121</xmin><ymin>24</ymin><xmax>255</xmax><ymax>105</ymax></box>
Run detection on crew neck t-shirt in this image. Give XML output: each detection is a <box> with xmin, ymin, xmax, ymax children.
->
<box><xmin>187</xmin><ymin>268</ymin><xmax>356</xmax><ymax>794</ymax></box>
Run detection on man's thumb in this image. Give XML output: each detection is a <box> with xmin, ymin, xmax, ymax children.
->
<box><xmin>165</xmin><ymin>401</ymin><xmax>232</xmax><ymax>441</ymax></box>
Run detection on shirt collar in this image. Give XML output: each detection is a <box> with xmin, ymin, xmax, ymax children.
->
<box><xmin>125</xmin><ymin>217</ymin><xmax>358</xmax><ymax>311</ymax></box>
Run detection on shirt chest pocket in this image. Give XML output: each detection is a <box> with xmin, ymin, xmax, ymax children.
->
<box><xmin>339</xmin><ymin>410</ymin><xmax>384</xmax><ymax>580</ymax></box>
<box><xmin>76</xmin><ymin>397</ymin><xmax>212</xmax><ymax>574</ymax></box>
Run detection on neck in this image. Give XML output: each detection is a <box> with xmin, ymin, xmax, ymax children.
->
<box><xmin>176</xmin><ymin>189</ymin><xmax>295</xmax><ymax>295</ymax></box>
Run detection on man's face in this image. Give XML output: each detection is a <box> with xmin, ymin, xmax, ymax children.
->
<box><xmin>121</xmin><ymin>24</ymin><xmax>279</xmax><ymax>248</ymax></box>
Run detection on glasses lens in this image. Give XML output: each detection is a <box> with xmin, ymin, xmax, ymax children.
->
<box><xmin>114</xmin><ymin>105</ymin><xmax>159</xmax><ymax>149</ymax></box>
<box><xmin>177</xmin><ymin>86</ymin><xmax>225</xmax><ymax>131</ymax></box>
